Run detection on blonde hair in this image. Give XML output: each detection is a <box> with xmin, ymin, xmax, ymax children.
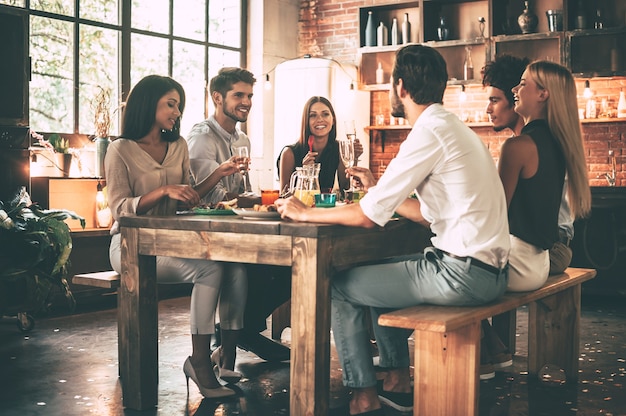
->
<box><xmin>527</xmin><ymin>60</ymin><xmax>591</xmax><ymax>219</ymax></box>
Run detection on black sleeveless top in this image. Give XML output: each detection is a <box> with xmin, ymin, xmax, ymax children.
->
<box><xmin>277</xmin><ymin>140</ymin><xmax>340</xmax><ymax>191</ymax></box>
<box><xmin>508</xmin><ymin>119</ymin><xmax>565</xmax><ymax>249</ymax></box>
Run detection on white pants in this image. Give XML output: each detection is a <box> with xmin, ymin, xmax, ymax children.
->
<box><xmin>109</xmin><ymin>233</ymin><xmax>247</xmax><ymax>334</ymax></box>
<box><xmin>506</xmin><ymin>234</ymin><xmax>549</xmax><ymax>292</ymax></box>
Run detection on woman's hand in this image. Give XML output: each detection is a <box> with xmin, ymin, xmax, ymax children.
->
<box><xmin>163</xmin><ymin>184</ymin><xmax>200</xmax><ymax>207</ymax></box>
<box><xmin>348</xmin><ymin>167</ymin><xmax>376</xmax><ymax>191</ymax></box>
<box><xmin>302</xmin><ymin>151</ymin><xmax>318</xmax><ymax>165</ymax></box>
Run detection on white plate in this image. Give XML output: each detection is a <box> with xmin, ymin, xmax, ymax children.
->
<box><xmin>232</xmin><ymin>208</ymin><xmax>281</xmax><ymax>220</ymax></box>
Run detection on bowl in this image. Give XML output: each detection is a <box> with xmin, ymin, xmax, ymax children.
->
<box><xmin>314</xmin><ymin>193</ymin><xmax>336</xmax><ymax>207</ymax></box>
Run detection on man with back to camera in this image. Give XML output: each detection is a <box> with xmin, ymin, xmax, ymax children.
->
<box><xmin>276</xmin><ymin>44</ymin><xmax>510</xmax><ymax>415</ymax></box>
<box><xmin>480</xmin><ymin>54</ymin><xmax>574</xmax><ymax>379</ymax></box>
<box><xmin>187</xmin><ymin>67</ymin><xmax>290</xmax><ymax>363</ymax></box>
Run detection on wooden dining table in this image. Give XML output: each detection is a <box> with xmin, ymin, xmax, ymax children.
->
<box><xmin>117</xmin><ymin>212</ymin><xmax>431</xmax><ymax>414</ymax></box>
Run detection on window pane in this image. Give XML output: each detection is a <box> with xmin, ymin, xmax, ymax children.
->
<box><xmin>80</xmin><ymin>0</ymin><xmax>120</xmax><ymax>25</ymax></box>
<box><xmin>173</xmin><ymin>41</ymin><xmax>205</xmax><ymax>137</ymax></box>
<box><xmin>206</xmin><ymin>47</ymin><xmax>241</xmax><ymax>116</ymax></box>
<box><xmin>30</xmin><ymin>15</ymin><xmax>74</xmax><ymax>132</ymax></box>
<box><xmin>130</xmin><ymin>33</ymin><xmax>168</xmax><ymax>88</ymax></box>
<box><xmin>31</xmin><ymin>0</ymin><xmax>74</xmax><ymax>16</ymax></box>
<box><xmin>79</xmin><ymin>25</ymin><xmax>120</xmax><ymax>137</ymax></box>
<box><xmin>131</xmin><ymin>0</ymin><xmax>169</xmax><ymax>34</ymax></box>
<box><xmin>209</xmin><ymin>0</ymin><xmax>241</xmax><ymax>47</ymax></box>
<box><xmin>173</xmin><ymin>0</ymin><xmax>205</xmax><ymax>41</ymax></box>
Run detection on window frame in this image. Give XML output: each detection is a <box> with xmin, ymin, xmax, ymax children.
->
<box><xmin>10</xmin><ymin>0</ymin><xmax>247</xmax><ymax>136</ymax></box>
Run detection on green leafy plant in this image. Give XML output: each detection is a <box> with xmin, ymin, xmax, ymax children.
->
<box><xmin>0</xmin><ymin>188</ymin><xmax>85</xmax><ymax>314</ymax></box>
<box><xmin>47</xmin><ymin>133</ymin><xmax>70</xmax><ymax>154</ymax></box>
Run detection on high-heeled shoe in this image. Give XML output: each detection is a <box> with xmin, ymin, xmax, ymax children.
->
<box><xmin>211</xmin><ymin>347</ymin><xmax>242</xmax><ymax>383</ymax></box>
<box><xmin>183</xmin><ymin>356</ymin><xmax>236</xmax><ymax>398</ymax></box>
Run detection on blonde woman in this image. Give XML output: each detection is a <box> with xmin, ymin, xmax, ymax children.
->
<box><xmin>503</xmin><ymin>60</ymin><xmax>591</xmax><ymax>292</ymax></box>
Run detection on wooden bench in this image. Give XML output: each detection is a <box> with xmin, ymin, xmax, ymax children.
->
<box><xmin>72</xmin><ymin>271</ymin><xmax>120</xmax><ymax>289</ymax></box>
<box><xmin>378</xmin><ymin>267</ymin><xmax>596</xmax><ymax>416</ymax></box>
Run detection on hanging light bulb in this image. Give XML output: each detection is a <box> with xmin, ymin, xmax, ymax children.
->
<box><xmin>583</xmin><ymin>80</ymin><xmax>593</xmax><ymax>99</ymax></box>
<box><xmin>95</xmin><ymin>180</ymin><xmax>111</xmax><ymax>228</ymax></box>
<box><xmin>459</xmin><ymin>84</ymin><xmax>467</xmax><ymax>102</ymax></box>
<box><xmin>264</xmin><ymin>73</ymin><xmax>272</xmax><ymax>90</ymax></box>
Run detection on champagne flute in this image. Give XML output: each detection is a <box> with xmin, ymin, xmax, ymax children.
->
<box><xmin>234</xmin><ymin>146</ymin><xmax>251</xmax><ymax>195</ymax></box>
<box><xmin>339</xmin><ymin>139</ymin><xmax>356</xmax><ymax>192</ymax></box>
<box><xmin>344</xmin><ymin>120</ymin><xmax>359</xmax><ymax>166</ymax></box>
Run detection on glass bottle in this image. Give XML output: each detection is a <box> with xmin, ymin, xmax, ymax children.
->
<box><xmin>463</xmin><ymin>46</ymin><xmax>474</xmax><ymax>81</ymax></box>
<box><xmin>365</xmin><ymin>11</ymin><xmax>375</xmax><ymax>46</ymax></box>
<box><xmin>401</xmin><ymin>13</ymin><xmax>411</xmax><ymax>44</ymax></box>
<box><xmin>593</xmin><ymin>9</ymin><xmax>605</xmax><ymax>29</ymax></box>
<box><xmin>391</xmin><ymin>18</ymin><xmax>398</xmax><ymax>46</ymax></box>
<box><xmin>518</xmin><ymin>0</ymin><xmax>538</xmax><ymax>34</ymax></box>
<box><xmin>375</xmin><ymin>62</ymin><xmax>384</xmax><ymax>84</ymax></box>
<box><xmin>377</xmin><ymin>21</ymin><xmax>388</xmax><ymax>46</ymax></box>
<box><xmin>575</xmin><ymin>0</ymin><xmax>587</xmax><ymax>30</ymax></box>
<box><xmin>437</xmin><ymin>16</ymin><xmax>449</xmax><ymax>41</ymax></box>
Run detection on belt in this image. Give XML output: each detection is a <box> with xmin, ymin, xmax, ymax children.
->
<box><xmin>558</xmin><ymin>231</ymin><xmax>571</xmax><ymax>247</ymax></box>
<box><xmin>436</xmin><ymin>249</ymin><xmax>501</xmax><ymax>275</ymax></box>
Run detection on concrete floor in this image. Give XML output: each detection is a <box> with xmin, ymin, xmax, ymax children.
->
<box><xmin>1</xmin><ymin>288</ymin><xmax>625</xmax><ymax>416</ymax></box>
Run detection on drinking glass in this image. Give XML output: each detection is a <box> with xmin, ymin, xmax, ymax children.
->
<box><xmin>344</xmin><ymin>119</ymin><xmax>359</xmax><ymax>165</ymax></box>
<box><xmin>234</xmin><ymin>146</ymin><xmax>251</xmax><ymax>195</ymax></box>
<box><xmin>339</xmin><ymin>139</ymin><xmax>356</xmax><ymax>192</ymax></box>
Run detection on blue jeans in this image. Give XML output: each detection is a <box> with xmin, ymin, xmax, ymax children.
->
<box><xmin>330</xmin><ymin>246</ymin><xmax>509</xmax><ymax>388</ymax></box>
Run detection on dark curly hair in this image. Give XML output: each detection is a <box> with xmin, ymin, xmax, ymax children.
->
<box><xmin>392</xmin><ymin>44</ymin><xmax>448</xmax><ymax>105</ymax></box>
<box><xmin>481</xmin><ymin>55</ymin><xmax>530</xmax><ymax>107</ymax></box>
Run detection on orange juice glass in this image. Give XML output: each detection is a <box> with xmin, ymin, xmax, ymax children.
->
<box><xmin>261</xmin><ymin>189</ymin><xmax>280</xmax><ymax>205</ymax></box>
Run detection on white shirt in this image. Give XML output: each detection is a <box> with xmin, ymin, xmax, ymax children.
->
<box><xmin>186</xmin><ymin>115</ymin><xmax>251</xmax><ymax>204</ymax></box>
<box><xmin>360</xmin><ymin>104</ymin><xmax>510</xmax><ymax>269</ymax></box>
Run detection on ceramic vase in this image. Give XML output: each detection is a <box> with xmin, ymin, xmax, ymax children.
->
<box><xmin>518</xmin><ymin>0</ymin><xmax>538</xmax><ymax>34</ymax></box>
<box><xmin>437</xmin><ymin>17</ymin><xmax>449</xmax><ymax>41</ymax></box>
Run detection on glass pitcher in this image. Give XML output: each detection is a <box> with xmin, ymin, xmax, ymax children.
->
<box><xmin>289</xmin><ymin>163</ymin><xmax>321</xmax><ymax>207</ymax></box>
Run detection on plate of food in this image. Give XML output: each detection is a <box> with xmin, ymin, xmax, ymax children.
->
<box><xmin>232</xmin><ymin>204</ymin><xmax>281</xmax><ymax>220</ymax></box>
<box><xmin>189</xmin><ymin>201</ymin><xmax>237</xmax><ymax>215</ymax></box>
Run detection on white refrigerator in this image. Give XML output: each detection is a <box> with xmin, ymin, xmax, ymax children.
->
<box><xmin>273</xmin><ymin>57</ymin><xmax>370</xmax><ymax>174</ymax></box>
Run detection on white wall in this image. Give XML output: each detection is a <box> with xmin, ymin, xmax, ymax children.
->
<box><xmin>247</xmin><ymin>0</ymin><xmax>300</xmax><ymax>192</ymax></box>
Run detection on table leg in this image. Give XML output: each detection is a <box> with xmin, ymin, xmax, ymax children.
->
<box><xmin>528</xmin><ymin>284</ymin><xmax>581</xmax><ymax>382</ymax></box>
<box><xmin>118</xmin><ymin>227</ymin><xmax>159</xmax><ymax>410</ymax></box>
<box><xmin>289</xmin><ymin>236</ymin><xmax>331</xmax><ymax>416</ymax></box>
<box><xmin>413</xmin><ymin>322</ymin><xmax>481</xmax><ymax>416</ymax></box>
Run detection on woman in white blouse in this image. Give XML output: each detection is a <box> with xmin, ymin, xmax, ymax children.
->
<box><xmin>106</xmin><ymin>75</ymin><xmax>246</xmax><ymax>399</ymax></box>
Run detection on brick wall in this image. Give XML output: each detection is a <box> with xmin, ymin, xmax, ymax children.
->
<box><xmin>298</xmin><ymin>0</ymin><xmax>626</xmax><ymax>187</ymax></box>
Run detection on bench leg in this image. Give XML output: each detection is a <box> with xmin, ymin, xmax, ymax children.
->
<box><xmin>528</xmin><ymin>284</ymin><xmax>581</xmax><ymax>382</ymax></box>
<box><xmin>492</xmin><ymin>310</ymin><xmax>517</xmax><ymax>354</ymax></box>
<box><xmin>412</xmin><ymin>321</ymin><xmax>480</xmax><ymax>416</ymax></box>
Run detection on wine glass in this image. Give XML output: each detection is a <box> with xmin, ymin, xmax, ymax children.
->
<box><xmin>339</xmin><ymin>139</ymin><xmax>356</xmax><ymax>192</ymax></box>
<box><xmin>234</xmin><ymin>146</ymin><xmax>251</xmax><ymax>195</ymax></box>
<box><xmin>344</xmin><ymin>119</ymin><xmax>359</xmax><ymax>166</ymax></box>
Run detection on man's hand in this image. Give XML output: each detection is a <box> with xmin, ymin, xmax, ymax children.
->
<box><xmin>347</xmin><ymin>166</ymin><xmax>376</xmax><ymax>191</ymax></box>
<box><xmin>275</xmin><ymin>196</ymin><xmax>309</xmax><ymax>222</ymax></box>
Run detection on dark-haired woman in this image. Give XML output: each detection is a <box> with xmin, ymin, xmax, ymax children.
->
<box><xmin>106</xmin><ymin>75</ymin><xmax>246</xmax><ymax>399</ymax></box>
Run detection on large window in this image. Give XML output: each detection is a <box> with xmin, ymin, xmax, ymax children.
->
<box><xmin>0</xmin><ymin>0</ymin><xmax>245</xmax><ymax>138</ymax></box>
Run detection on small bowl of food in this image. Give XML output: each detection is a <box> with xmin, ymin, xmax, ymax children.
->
<box><xmin>314</xmin><ymin>193</ymin><xmax>336</xmax><ymax>208</ymax></box>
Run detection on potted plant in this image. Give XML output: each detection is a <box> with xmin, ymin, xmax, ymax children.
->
<box><xmin>0</xmin><ymin>187</ymin><xmax>85</xmax><ymax>322</ymax></box>
<box><xmin>31</xmin><ymin>130</ymin><xmax>73</xmax><ymax>177</ymax></box>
